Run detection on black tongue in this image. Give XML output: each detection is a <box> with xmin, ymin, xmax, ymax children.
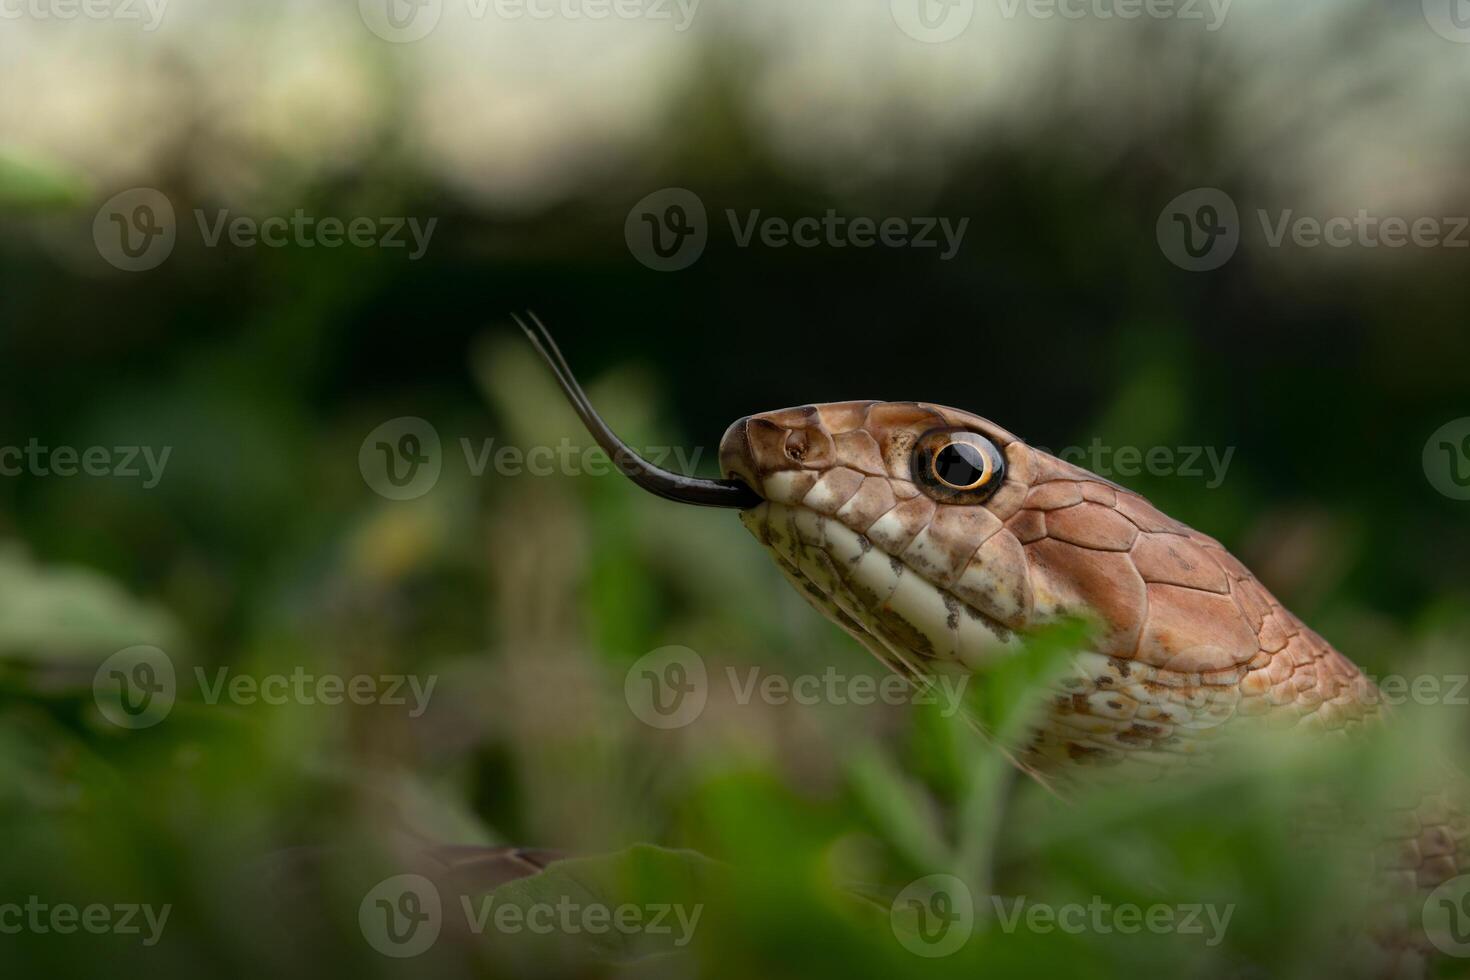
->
<box><xmin>514</xmin><ymin>311</ymin><xmax>763</xmax><ymax>510</ymax></box>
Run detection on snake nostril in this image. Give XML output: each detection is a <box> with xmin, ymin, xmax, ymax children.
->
<box><xmin>784</xmin><ymin>429</ymin><xmax>809</xmax><ymax>463</ymax></box>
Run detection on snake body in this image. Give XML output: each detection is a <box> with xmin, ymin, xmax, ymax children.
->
<box><xmin>717</xmin><ymin>399</ymin><xmax>1467</xmax><ymax>962</ymax></box>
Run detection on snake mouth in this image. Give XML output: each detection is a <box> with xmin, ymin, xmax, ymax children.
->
<box><xmin>740</xmin><ymin>501</ymin><xmax>1025</xmax><ymax>675</ymax></box>
<box><xmin>517</xmin><ymin>312</ymin><xmax>762</xmax><ymax>510</ymax></box>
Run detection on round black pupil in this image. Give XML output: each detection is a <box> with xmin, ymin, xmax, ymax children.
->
<box><xmin>935</xmin><ymin>443</ymin><xmax>988</xmax><ymax>488</ymax></box>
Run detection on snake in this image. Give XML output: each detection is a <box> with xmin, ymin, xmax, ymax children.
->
<box><xmin>514</xmin><ymin>312</ymin><xmax>1467</xmax><ymax>974</ymax></box>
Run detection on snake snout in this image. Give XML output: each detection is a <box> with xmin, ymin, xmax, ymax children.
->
<box><xmin>720</xmin><ymin>406</ymin><xmax>852</xmax><ymax>500</ymax></box>
<box><xmin>718</xmin><ymin>416</ymin><xmax>763</xmax><ymax>499</ymax></box>
<box><xmin>722</xmin><ymin>415</ymin><xmax>816</xmax><ymax>499</ymax></box>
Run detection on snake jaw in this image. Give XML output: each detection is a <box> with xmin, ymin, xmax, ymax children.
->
<box><xmin>740</xmin><ymin>500</ymin><xmax>1028</xmax><ymax>677</ymax></box>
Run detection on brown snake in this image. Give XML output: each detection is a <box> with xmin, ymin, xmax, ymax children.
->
<box><xmin>515</xmin><ymin>313</ymin><xmax>1468</xmax><ymax>975</ymax></box>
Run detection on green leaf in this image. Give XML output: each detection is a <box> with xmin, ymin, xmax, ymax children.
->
<box><xmin>846</xmin><ymin>744</ymin><xmax>950</xmax><ymax>871</ymax></box>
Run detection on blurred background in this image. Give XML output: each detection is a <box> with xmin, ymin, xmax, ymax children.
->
<box><xmin>1</xmin><ymin>0</ymin><xmax>1468</xmax><ymax>977</ymax></box>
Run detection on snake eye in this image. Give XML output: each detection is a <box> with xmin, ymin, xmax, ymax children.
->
<box><xmin>914</xmin><ymin>429</ymin><xmax>1005</xmax><ymax>502</ymax></box>
<box><xmin>934</xmin><ymin>442</ymin><xmax>994</xmax><ymax>489</ymax></box>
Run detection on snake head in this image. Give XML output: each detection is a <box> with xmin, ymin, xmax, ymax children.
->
<box><xmin>718</xmin><ymin>401</ymin><xmax>1050</xmax><ymax>673</ymax></box>
<box><xmin>717</xmin><ymin>400</ymin><xmax>1288</xmax><ymax>683</ymax></box>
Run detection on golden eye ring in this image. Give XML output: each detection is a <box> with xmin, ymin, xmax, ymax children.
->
<box><xmin>913</xmin><ymin>429</ymin><xmax>1006</xmax><ymax>503</ymax></box>
<box><xmin>933</xmin><ymin>440</ymin><xmax>995</xmax><ymax>490</ymax></box>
